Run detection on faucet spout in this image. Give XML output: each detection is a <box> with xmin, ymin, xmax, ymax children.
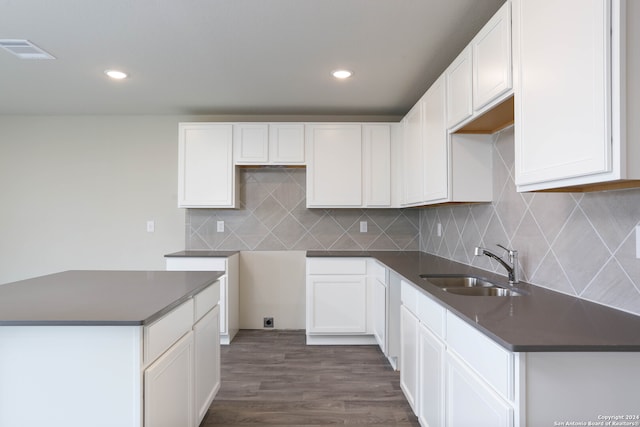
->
<box><xmin>474</xmin><ymin>244</ymin><xmax>519</xmax><ymax>284</ymax></box>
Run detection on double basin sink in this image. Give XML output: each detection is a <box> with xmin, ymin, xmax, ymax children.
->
<box><xmin>420</xmin><ymin>275</ymin><xmax>526</xmax><ymax>297</ymax></box>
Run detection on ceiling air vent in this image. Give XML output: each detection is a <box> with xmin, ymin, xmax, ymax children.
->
<box><xmin>0</xmin><ymin>39</ymin><xmax>55</xmax><ymax>59</ymax></box>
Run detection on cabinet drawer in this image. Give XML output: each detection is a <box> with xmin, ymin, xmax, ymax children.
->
<box><xmin>307</xmin><ymin>258</ymin><xmax>367</xmax><ymax>275</ymax></box>
<box><xmin>194</xmin><ymin>281</ymin><xmax>220</xmax><ymax>321</ymax></box>
<box><xmin>401</xmin><ymin>280</ymin><xmax>419</xmax><ymax>316</ymax></box>
<box><xmin>416</xmin><ymin>293</ymin><xmax>446</xmax><ymax>339</ymax></box>
<box><xmin>369</xmin><ymin>260</ymin><xmax>387</xmax><ymax>284</ymax></box>
<box><xmin>446</xmin><ymin>311</ymin><xmax>513</xmax><ymax>400</ymax></box>
<box><xmin>165</xmin><ymin>257</ymin><xmax>227</xmax><ymax>272</ymax></box>
<box><xmin>145</xmin><ymin>299</ymin><xmax>194</xmax><ymax>365</ymax></box>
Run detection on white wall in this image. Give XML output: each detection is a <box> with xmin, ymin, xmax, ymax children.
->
<box><xmin>0</xmin><ymin>116</ymin><xmax>186</xmax><ymax>284</ymax></box>
<box><xmin>238</xmin><ymin>251</ymin><xmax>306</xmax><ymax>329</ymax></box>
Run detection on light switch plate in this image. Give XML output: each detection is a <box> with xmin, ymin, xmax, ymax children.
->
<box><xmin>217</xmin><ymin>221</ymin><xmax>224</xmax><ymax>232</ymax></box>
<box><xmin>146</xmin><ymin>220</ymin><xmax>155</xmax><ymax>233</ymax></box>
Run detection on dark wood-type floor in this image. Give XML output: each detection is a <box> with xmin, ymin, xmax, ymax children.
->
<box><xmin>200</xmin><ymin>330</ymin><xmax>419</xmax><ymax>426</ymax></box>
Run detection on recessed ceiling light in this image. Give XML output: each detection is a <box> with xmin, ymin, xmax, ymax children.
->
<box><xmin>104</xmin><ymin>69</ymin><xmax>128</xmax><ymax>80</ymax></box>
<box><xmin>332</xmin><ymin>69</ymin><xmax>353</xmax><ymax>79</ymax></box>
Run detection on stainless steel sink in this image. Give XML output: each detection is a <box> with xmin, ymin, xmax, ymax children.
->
<box><xmin>420</xmin><ymin>274</ymin><xmax>525</xmax><ymax>297</ymax></box>
<box><xmin>420</xmin><ymin>275</ymin><xmax>497</xmax><ymax>288</ymax></box>
<box><xmin>441</xmin><ymin>286</ymin><xmax>523</xmax><ymax>296</ymax></box>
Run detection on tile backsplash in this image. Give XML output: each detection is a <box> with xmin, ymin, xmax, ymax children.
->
<box><xmin>186</xmin><ymin>168</ymin><xmax>419</xmax><ymax>252</ymax></box>
<box><xmin>419</xmin><ymin>126</ymin><xmax>640</xmax><ymax>316</ymax></box>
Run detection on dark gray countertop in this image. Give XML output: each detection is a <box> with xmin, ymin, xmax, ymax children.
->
<box><xmin>165</xmin><ymin>250</ymin><xmax>239</xmax><ymax>258</ymax></box>
<box><xmin>307</xmin><ymin>251</ymin><xmax>640</xmax><ymax>352</ymax></box>
<box><xmin>0</xmin><ymin>270</ymin><xmax>223</xmax><ymax>326</ymax></box>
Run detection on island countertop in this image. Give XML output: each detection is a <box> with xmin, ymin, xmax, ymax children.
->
<box><xmin>307</xmin><ymin>250</ymin><xmax>640</xmax><ymax>352</ymax></box>
<box><xmin>0</xmin><ymin>270</ymin><xmax>223</xmax><ymax>326</ymax></box>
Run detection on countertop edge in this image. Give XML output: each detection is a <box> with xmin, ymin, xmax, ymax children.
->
<box><xmin>306</xmin><ymin>251</ymin><xmax>640</xmax><ymax>353</ymax></box>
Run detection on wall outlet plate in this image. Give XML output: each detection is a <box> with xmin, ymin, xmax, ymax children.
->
<box><xmin>263</xmin><ymin>317</ymin><xmax>274</xmax><ymax>328</ymax></box>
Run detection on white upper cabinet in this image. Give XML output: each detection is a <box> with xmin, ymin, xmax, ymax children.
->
<box><xmin>306</xmin><ymin>124</ymin><xmax>362</xmax><ymax>207</ymax></box>
<box><xmin>363</xmin><ymin>124</ymin><xmax>392</xmax><ymax>207</ymax></box>
<box><xmin>446</xmin><ymin>47</ymin><xmax>473</xmax><ymax>130</ymax></box>
<box><xmin>178</xmin><ymin>123</ymin><xmax>237</xmax><ymax>208</ymax></box>
<box><xmin>233</xmin><ymin>123</ymin><xmax>269</xmax><ymax>164</ymax></box>
<box><xmin>269</xmin><ymin>124</ymin><xmax>305</xmax><ymax>164</ymax></box>
<box><xmin>422</xmin><ymin>75</ymin><xmax>449</xmax><ymax>203</ymax></box>
<box><xmin>473</xmin><ymin>2</ymin><xmax>512</xmax><ymax>111</ymax></box>
<box><xmin>234</xmin><ymin>123</ymin><xmax>305</xmax><ymax>165</ymax></box>
<box><xmin>401</xmin><ymin>75</ymin><xmax>492</xmax><ymax>207</ymax></box>
<box><xmin>402</xmin><ymin>101</ymin><xmax>425</xmax><ymax>206</ymax></box>
<box><xmin>447</xmin><ymin>2</ymin><xmax>513</xmax><ymax>132</ymax></box>
<box><xmin>513</xmin><ymin>0</ymin><xmax>640</xmax><ymax>192</ymax></box>
<box><xmin>306</xmin><ymin>123</ymin><xmax>395</xmax><ymax>208</ymax></box>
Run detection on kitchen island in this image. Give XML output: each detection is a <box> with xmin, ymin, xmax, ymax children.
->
<box><xmin>0</xmin><ymin>270</ymin><xmax>223</xmax><ymax>427</ymax></box>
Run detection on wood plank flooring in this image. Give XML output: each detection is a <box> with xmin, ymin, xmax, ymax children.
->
<box><xmin>201</xmin><ymin>330</ymin><xmax>419</xmax><ymax>426</ymax></box>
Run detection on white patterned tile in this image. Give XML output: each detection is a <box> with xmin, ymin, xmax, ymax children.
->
<box><xmin>552</xmin><ymin>209</ymin><xmax>611</xmax><ymax>294</ymax></box>
<box><xmin>580</xmin><ymin>259</ymin><xmax>640</xmax><ymax>316</ymax></box>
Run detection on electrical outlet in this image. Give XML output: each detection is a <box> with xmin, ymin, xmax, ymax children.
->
<box><xmin>217</xmin><ymin>221</ymin><xmax>224</xmax><ymax>232</ymax></box>
<box><xmin>437</xmin><ymin>223</ymin><xmax>442</xmax><ymax>237</ymax></box>
<box><xmin>636</xmin><ymin>225</ymin><xmax>640</xmax><ymax>259</ymax></box>
<box><xmin>263</xmin><ymin>317</ymin><xmax>274</xmax><ymax>328</ymax></box>
<box><xmin>360</xmin><ymin>221</ymin><xmax>367</xmax><ymax>233</ymax></box>
<box><xmin>146</xmin><ymin>220</ymin><xmax>155</xmax><ymax>233</ymax></box>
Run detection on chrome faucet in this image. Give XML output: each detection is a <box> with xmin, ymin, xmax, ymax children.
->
<box><xmin>474</xmin><ymin>244</ymin><xmax>519</xmax><ymax>284</ymax></box>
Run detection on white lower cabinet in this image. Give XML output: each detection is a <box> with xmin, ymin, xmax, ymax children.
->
<box><xmin>144</xmin><ymin>281</ymin><xmax>221</xmax><ymax>427</ymax></box>
<box><xmin>193</xmin><ymin>305</ymin><xmax>221</xmax><ymax>425</ymax></box>
<box><xmin>166</xmin><ymin>254</ymin><xmax>239</xmax><ymax>344</ymax></box>
<box><xmin>446</xmin><ymin>353</ymin><xmax>512</xmax><ymax>427</ymax></box>
<box><xmin>401</xmin><ymin>280</ymin><xmax>516</xmax><ymax>427</ymax></box>
<box><xmin>418</xmin><ymin>323</ymin><xmax>445</xmax><ymax>427</ymax></box>
<box><xmin>144</xmin><ymin>331</ymin><xmax>195</xmax><ymax>427</ymax></box>
<box><xmin>372</xmin><ymin>269</ymin><xmax>388</xmax><ymax>353</ymax></box>
<box><xmin>306</xmin><ymin>274</ymin><xmax>367</xmax><ymax>334</ymax></box>
<box><xmin>400</xmin><ymin>305</ymin><xmax>419</xmax><ymax>412</ymax></box>
<box><xmin>306</xmin><ymin>257</ymin><xmax>386</xmax><ymax>345</ymax></box>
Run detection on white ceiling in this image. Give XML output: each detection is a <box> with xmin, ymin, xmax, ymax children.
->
<box><xmin>0</xmin><ymin>0</ymin><xmax>504</xmax><ymax>117</ymax></box>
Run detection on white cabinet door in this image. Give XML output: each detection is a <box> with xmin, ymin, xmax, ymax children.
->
<box><xmin>446</xmin><ymin>353</ymin><xmax>513</xmax><ymax>427</ymax></box>
<box><xmin>233</xmin><ymin>123</ymin><xmax>269</xmax><ymax>164</ymax></box>
<box><xmin>446</xmin><ymin>46</ymin><xmax>473</xmax><ymax>129</ymax></box>
<box><xmin>178</xmin><ymin>123</ymin><xmax>236</xmax><ymax>208</ymax></box>
<box><xmin>165</xmin><ymin>256</ymin><xmax>237</xmax><ymax>345</ymax></box>
<box><xmin>418</xmin><ymin>323</ymin><xmax>445</xmax><ymax>427</ymax></box>
<box><xmin>363</xmin><ymin>124</ymin><xmax>391</xmax><ymax>207</ymax></box>
<box><xmin>473</xmin><ymin>2</ymin><xmax>512</xmax><ymax>111</ymax></box>
<box><xmin>400</xmin><ymin>305</ymin><xmax>419</xmax><ymax>413</ymax></box>
<box><xmin>269</xmin><ymin>123</ymin><xmax>305</xmax><ymax>164</ymax></box>
<box><xmin>144</xmin><ymin>331</ymin><xmax>195</xmax><ymax>427</ymax></box>
<box><xmin>372</xmin><ymin>276</ymin><xmax>387</xmax><ymax>353</ymax></box>
<box><xmin>422</xmin><ymin>75</ymin><xmax>448</xmax><ymax>203</ymax></box>
<box><xmin>513</xmin><ymin>0</ymin><xmax>611</xmax><ymax>188</ymax></box>
<box><xmin>306</xmin><ymin>275</ymin><xmax>367</xmax><ymax>334</ymax></box>
<box><xmin>402</xmin><ymin>102</ymin><xmax>424</xmax><ymax>206</ymax></box>
<box><xmin>193</xmin><ymin>305</ymin><xmax>220</xmax><ymax>426</ymax></box>
<box><xmin>306</xmin><ymin>124</ymin><xmax>362</xmax><ymax>207</ymax></box>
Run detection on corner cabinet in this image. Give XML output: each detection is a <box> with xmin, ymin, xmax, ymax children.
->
<box><xmin>513</xmin><ymin>0</ymin><xmax>640</xmax><ymax>192</ymax></box>
<box><xmin>178</xmin><ymin>123</ymin><xmax>238</xmax><ymax>208</ymax></box>
<box><xmin>401</xmin><ymin>75</ymin><xmax>493</xmax><ymax>207</ymax></box>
